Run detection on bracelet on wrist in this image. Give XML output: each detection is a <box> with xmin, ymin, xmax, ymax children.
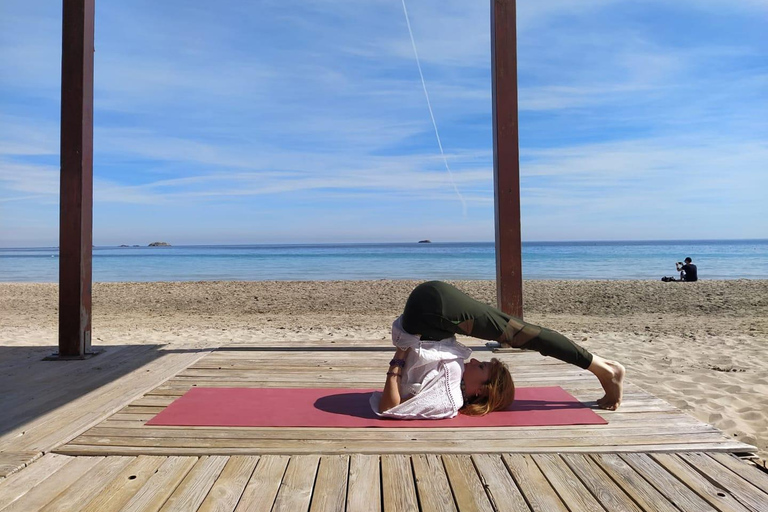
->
<box><xmin>389</xmin><ymin>358</ymin><xmax>406</xmax><ymax>368</ymax></box>
<box><xmin>386</xmin><ymin>371</ymin><xmax>401</xmax><ymax>378</ymax></box>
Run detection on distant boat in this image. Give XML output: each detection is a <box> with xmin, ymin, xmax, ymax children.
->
<box><xmin>418</xmin><ymin>240</ymin><xmax>432</xmax><ymax>244</ymax></box>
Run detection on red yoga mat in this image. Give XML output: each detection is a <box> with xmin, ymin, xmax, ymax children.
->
<box><xmin>146</xmin><ymin>386</ymin><xmax>607</xmax><ymax>428</ymax></box>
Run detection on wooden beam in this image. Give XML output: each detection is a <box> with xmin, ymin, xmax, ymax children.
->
<box><xmin>491</xmin><ymin>0</ymin><xmax>523</xmax><ymax>318</ymax></box>
<box><xmin>58</xmin><ymin>0</ymin><xmax>95</xmax><ymax>358</ymax></box>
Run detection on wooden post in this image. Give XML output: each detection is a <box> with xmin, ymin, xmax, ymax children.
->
<box><xmin>57</xmin><ymin>0</ymin><xmax>97</xmax><ymax>358</ymax></box>
<box><xmin>491</xmin><ymin>0</ymin><xmax>523</xmax><ymax>318</ymax></box>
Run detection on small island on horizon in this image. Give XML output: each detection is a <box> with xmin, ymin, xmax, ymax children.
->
<box><xmin>148</xmin><ymin>242</ymin><xmax>171</xmax><ymax>247</ymax></box>
<box><xmin>418</xmin><ymin>239</ymin><xmax>432</xmax><ymax>244</ymax></box>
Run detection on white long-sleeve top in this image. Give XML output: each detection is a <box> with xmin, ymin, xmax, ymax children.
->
<box><xmin>369</xmin><ymin>316</ymin><xmax>471</xmax><ymax>419</ymax></box>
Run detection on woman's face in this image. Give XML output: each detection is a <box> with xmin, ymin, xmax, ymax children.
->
<box><xmin>463</xmin><ymin>358</ymin><xmax>491</xmax><ymax>398</ymax></box>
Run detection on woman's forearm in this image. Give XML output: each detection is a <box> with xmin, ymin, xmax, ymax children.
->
<box><xmin>379</xmin><ymin>348</ymin><xmax>409</xmax><ymax>413</ymax></box>
<box><xmin>379</xmin><ymin>372</ymin><xmax>402</xmax><ymax>413</ymax></box>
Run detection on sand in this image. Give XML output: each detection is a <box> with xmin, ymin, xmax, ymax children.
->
<box><xmin>1</xmin><ymin>279</ymin><xmax>767</xmax><ymax>462</ymax></box>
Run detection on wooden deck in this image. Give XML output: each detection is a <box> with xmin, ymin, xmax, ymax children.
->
<box><xmin>2</xmin><ymin>340</ymin><xmax>767</xmax><ymax>511</ymax></box>
<box><xmin>2</xmin><ymin>451</ymin><xmax>768</xmax><ymax>511</ymax></box>
<box><xmin>57</xmin><ymin>342</ymin><xmax>756</xmax><ymax>456</ymax></box>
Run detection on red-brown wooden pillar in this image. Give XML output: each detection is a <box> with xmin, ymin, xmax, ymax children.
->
<box><xmin>57</xmin><ymin>0</ymin><xmax>96</xmax><ymax>358</ymax></box>
<box><xmin>491</xmin><ymin>0</ymin><xmax>523</xmax><ymax>318</ymax></box>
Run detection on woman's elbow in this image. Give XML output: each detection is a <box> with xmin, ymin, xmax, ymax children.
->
<box><xmin>379</xmin><ymin>397</ymin><xmax>400</xmax><ymax>413</ymax></box>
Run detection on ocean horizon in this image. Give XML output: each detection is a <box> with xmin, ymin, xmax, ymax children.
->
<box><xmin>1</xmin><ymin>239</ymin><xmax>767</xmax><ymax>283</ymax></box>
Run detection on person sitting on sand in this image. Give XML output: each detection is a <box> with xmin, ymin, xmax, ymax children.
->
<box><xmin>676</xmin><ymin>257</ymin><xmax>698</xmax><ymax>282</ymax></box>
<box><xmin>370</xmin><ymin>281</ymin><xmax>625</xmax><ymax>419</ymax></box>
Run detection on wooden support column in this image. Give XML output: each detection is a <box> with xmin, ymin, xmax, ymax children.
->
<box><xmin>491</xmin><ymin>0</ymin><xmax>523</xmax><ymax>318</ymax></box>
<box><xmin>57</xmin><ymin>0</ymin><xmax>96</xmax><ymax>358</ymax></box>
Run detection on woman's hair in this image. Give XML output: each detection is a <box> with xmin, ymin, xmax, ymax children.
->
<box><xmin>459</xmin><ymin>358</ymin><xmax>515</xmax><ymax>416</ymax></box>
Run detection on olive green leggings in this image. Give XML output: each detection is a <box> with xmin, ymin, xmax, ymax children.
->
<box><xmin>401</xmin><ymin>281</ymin><xmax>593</xmax><ymax>370</ymax></box>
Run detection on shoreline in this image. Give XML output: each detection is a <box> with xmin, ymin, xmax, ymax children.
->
<box><xmin>4</xmin><ymin>277</ymin><xmax>768</xmax><ymax>282</ymax></box>
<box><xmin>2</xmin><ymin>279</ymin><xmax>766</xmax><ymax>462</ymax></box>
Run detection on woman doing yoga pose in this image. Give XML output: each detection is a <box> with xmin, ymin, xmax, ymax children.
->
<box><xmin>370</xmin><ymin>281</ymin><xmax>625</xmax><ymax>419</ymax></box>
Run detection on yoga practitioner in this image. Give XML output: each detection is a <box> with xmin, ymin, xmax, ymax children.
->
<box><xmin>371</xmin><ymin>281</ymin><xmax>625</xmax><ymax>419</ymax></box>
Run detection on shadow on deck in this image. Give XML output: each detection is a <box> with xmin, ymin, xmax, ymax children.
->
<box><xmin>0</xmin><ymin>344</ymin><xmax>209</xmax><ymax>477</ymax></box>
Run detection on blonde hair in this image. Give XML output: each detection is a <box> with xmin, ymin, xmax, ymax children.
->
<box><xmin>459</xmin><ymin>358</ymin><xmax>515</xmax><ymax>416</ymax></box>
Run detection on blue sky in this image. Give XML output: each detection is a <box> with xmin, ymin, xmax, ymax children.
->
<box><xmin>1</xmin><ymin>0</ymin><xmax>766</xmax><ymax>247</ymax></box>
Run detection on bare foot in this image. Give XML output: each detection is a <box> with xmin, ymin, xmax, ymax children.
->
<box><xmin>589</xmin><ymin>358</ymin><xmax>625</xmax><ymax>410</ymax></box>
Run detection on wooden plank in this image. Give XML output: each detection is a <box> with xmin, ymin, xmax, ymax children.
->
<box><xmin>92</xmin><ymin>410</ymin><xmax>708</xmax><ymax>431</ymax></box>
<box><xmin>158</xmin><ymin>455</ymin><xmax>228</xmax><ymax>512</ymax></box>
<box><xmin>411</xmin><ymin>454</ymin><xmax>457</xmax><ymax>512</ymax></box>
<box><xmin>501</xmin><ymin>454</ymin><xmax>567</xmax><ymax>512</ymax></box>
<box><xmin>39</xmin><ymin>456</ymin><xmax>133</xmax><ymax>512</ymax></box>
<box><xmin>442</xmin><ymin>454</ymin><xmax>494</xmax><ymax>512</ymax></box>
<box><xmin>381</xmin><ymin>455</ymin><xmax>419</xmax><ymax>512</ymax></box>
<box><xmin>63</xmin><ymin>431</ymin><xmax>734</xmax><ymax>452</ymax></box>
<box><xmin>234</xmin><ymin>455</ymin><xmax>289</xmax><ymax>512</ymax></box>
<box><xmin>0</xmin><ymin>456</ymin><xmax>101</xmax><ymax>512</ymax></box>
<box><xmin>130</xmin><ymin>395</ymin><xmax>177</xmax><ymax>407</ymax></box>
<box><xmin>532</xmin><ymin>454</ymin><xmax>605</xmax><ymax>512</ymax></box>
<box><xmin>54</xmin><ymin>441</ymin><xmax>756</xmax><ymax>457</ymax></box>
<box><xmin>87</xmin><ymin>415</ymin><xmax>712</xmax><ymax>437</ymax></box>
<box><xmin>78</xmin><ymin>423</ymin><xmax>719</xmax><ymax>444</ymax></box>
<box><xmin>471</xmin><ymin>454</ymin><xmax>528</xmax><ymax>512</ymax></box>
<box><xmin>155</xmin><ymin>374</ymin><xmax>602</xmax><ymax>386</ymax></box>
<box><xmin>650</xmin><ymin>453</ymin><xmax>752</xmax><ymax>512</ymax></box>
<box><xmin>347</xmin><ymin>454</ymin><xmax>381</xmax><ymax>512</ymax></box>
<box><xmin>214</xmin><ymin>340</ymin><xmax>392</xmax><ymax>350</ymax></box>
<box><xmin>621</xmin><ymin>453</ymin><xmax>717</xmax><ymax>512</ymax></box>
<box><xmin>186</xmin><ymin>356</ymin><xmax>583</xmax><ymax>369</ymax></box>
<box><xmin>309</xmin><ymin>455</ymin><xmax>349</xmax><ymax>512</ymax></box>
<box><xmin>80</xmin><ymin>455</ymin><xmax>166</xmax><ymax>512</ymax></box>
<box><xmin>707</xmin><ymin>452</ymin><xmax>768</xmax><ymax>495</ymax></box>
<box><xmin>192</xmin><ymin>356</ymin><xmax>566</xmax><ymax>368</ymax></box>
<box><xmin>120</xmin><ymin>456</ymin><xmax>198</xmax><ymax>512</ymax></box>
<box><xmin>678</xmin><ymin>452</ymin><xmax>768</xmax><ymax>512</ymax></box>
<box><xmin>83</xmin><ymin>416</ymin><xmax>722</xmax><ymax>440</ymax></box>
<box><xmin>591</xmin><ymin>454</ymin><xmax>679</xmax><ymax>512</ymax></box>
<box><xmin>0</xmin><ymin>454</ymin><xmax>73</xmax><ymax>511</ymax></box>
<box><xmin>560</xmin><ymin>454</ymin><xmax>642</xmax><ymax>512</ymax></box>
<box><xmin>0</xmin><ymin>451</ymin><xmax>41</xmax><ymax>478</ymax></box>
<box><xmin>198</xmin><ymin>456</ymin><xmax>259</xmax><ymax>512</ymax></box>
<box><xmin>272</xmin><ymin>455</ymin><xmax>320</xmax><ymax>512</ymax></box>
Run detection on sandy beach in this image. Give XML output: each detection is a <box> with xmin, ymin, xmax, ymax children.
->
<box><xmin>1</xmin><ymin>279</ymin><xmax>767</xmax><ymax>462</ymax></box>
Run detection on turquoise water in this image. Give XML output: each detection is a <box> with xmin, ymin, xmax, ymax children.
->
<box><xmin>1</xmin><ymin>240</ymin><xmax>767</xmax><ymax>282</ymax></box>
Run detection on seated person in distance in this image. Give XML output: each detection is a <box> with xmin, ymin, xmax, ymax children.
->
<box><xmin>675</xmin><ymin>257</ymin><xmax>698</xmax><ymax>282</ymax></box>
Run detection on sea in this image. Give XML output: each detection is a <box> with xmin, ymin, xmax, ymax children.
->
<box><xmin>1</xmin><ymin>240</ymin><xmax>767</xmax><ymax>283</ymax></box>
